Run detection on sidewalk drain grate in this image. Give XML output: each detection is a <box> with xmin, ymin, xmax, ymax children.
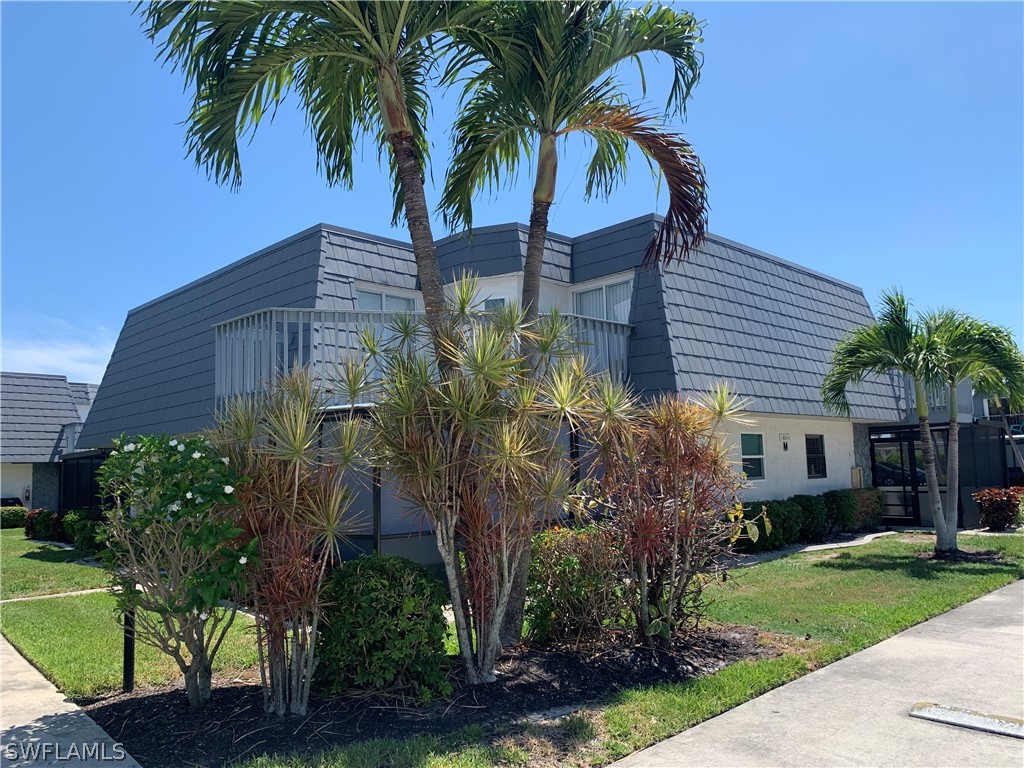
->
<box><xmin>910</xmin><ymin>702</ymin><xmax>1024</xmax><ymax>740</ymax></box>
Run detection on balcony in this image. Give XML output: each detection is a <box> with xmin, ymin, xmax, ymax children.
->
<box><xmin>214</xmin><ymin>308</ymin><xmax>631</xmax><ymax>405</ymax></box>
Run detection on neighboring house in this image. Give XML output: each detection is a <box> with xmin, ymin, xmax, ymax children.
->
<box><xmin>1</xmin><ymin>372</ymin><xmax>97</xmax><ymax>510</ymax></box>
<box><xmin>73</xmin><ymin>214</ymin><xmax>1004</xmax><ymax>561</ymax></box>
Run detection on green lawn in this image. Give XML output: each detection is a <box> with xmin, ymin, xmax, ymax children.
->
<box><xmin>0</xmin><ymin>591</ymin><xmax>259</xmax><ymax>698</ymax></box>
<box><xmin>0</xmin><ymin>528</ymin><xmax>108</xmax><ymax>600</ymax></box>
<box><xmin>242</xmin><ymin>533</ymin><xmax>1024</xmax><ymax>768</ymax></box>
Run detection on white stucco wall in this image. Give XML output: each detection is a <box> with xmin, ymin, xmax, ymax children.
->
<box><xmin>1</xmin><ymin>463</ymin><xmax>33</xmax><ymax>505</ymax></box>
<box><xmin>721</xmin><ymin>414</ymin><xmax>860</xmax><ymax>501</ymax></box>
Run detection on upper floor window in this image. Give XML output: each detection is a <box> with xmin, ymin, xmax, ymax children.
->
<box><xmin>741</xmin><ymin>433</ymin><xmax>765</xmax><ymax>480</ymax></box>
<box><xmin>483</xmin><ymin>297</ymin><xmax>506</xmax><ymax>312</ymax></box>
<box><xmin>806</xmin><ymin>435</ymin><xmax>827</xmax><ymax>479</ymax></box>
<box><xmin>573</xmin><ymin>279</ymin><xmax>631</xmax><ymax>323</ymax></box>
<box><xmin>356</xmin><ymin>289</ymin><xmax>415</xmax><ymax>313</ymax></box>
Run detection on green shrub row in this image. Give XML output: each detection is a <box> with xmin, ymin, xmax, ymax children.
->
<box><xmin>62</xmin><ymin>509</ymin><xmax>106</xmax><ymax>554</ymax></box>
<box><xmin>738</xmin><ymin>488</ymin><xmax>884</xmax><ymax>553</ymax></box>
<box><xmin>0</xmin><ymin>506</ymin><xmax>28</xmax><ymax>528</ymax></box>
<box><xmin>24</xmin><ymin>509</ymin><xmax>64</xmax><ymax>541</ymax></box>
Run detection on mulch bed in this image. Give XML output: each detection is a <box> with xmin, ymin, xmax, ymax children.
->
<box><xmin>81</xmin><ymin>624</ymin><xmax>774</xmax><ymax>768</ymax></box>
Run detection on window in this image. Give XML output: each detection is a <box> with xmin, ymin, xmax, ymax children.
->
<box><xmin>806</xmin><ymin>435</ymin><xmax>827</xmax><ymax>479</ymax></box>
<box><xmin>356</xmin><ymin>289</ymin><xmax>415</xmax><ymax>312</ymax></box>
<box><xmin>483</xmin><ymin>297</ymin><xmax>506</xmax><ymax>312</ymax></box>
<box><xmin>573</xmin><ymin>279</ymin><xmax>632</xmax><ymax>323</ymax></box>
<box><xmin>740</xmin><ymin>433</ymin><xmax>764</xmax><ymax>480</ymax></box>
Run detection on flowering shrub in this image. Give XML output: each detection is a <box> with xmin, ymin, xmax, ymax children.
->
<box><xmin>973</xmin><ymin>487</ymin><xmax>1024</xmax><ymax>531</ymax></box>
<box><xmin>23</xmin><ymin>508</ymin><xmax>63</xmax><ymax>541</ymax></box>
<box><xmin>99</xmin><ymin>435</ymin><xmax>256</xmax><ymax>708</ymax></box>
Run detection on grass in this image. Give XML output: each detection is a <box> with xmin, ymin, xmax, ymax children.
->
<box><xmin>0</xmin><ymin>591</ymin><xmax>259</xmax><ymax>698</ymax></box>
<box><xmin>0</xmin><ymin>528</ymin><xmax>108</xmax><ymax>600</ymax></box>
<box><xmin>240</xmin><ymin>533</ymin><xmax>1024</xmax><ymax>768</ymax></box>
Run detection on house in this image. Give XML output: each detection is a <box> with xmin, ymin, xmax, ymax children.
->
<box><xmin>71</xmin><ymin>214</ymin><xmax>1003</xmax><ymax>561</ymax></box>
<box><xmin>1</xmin><ymin>372</ymin><xmax>97</xmax><ymax>510</ymax></box>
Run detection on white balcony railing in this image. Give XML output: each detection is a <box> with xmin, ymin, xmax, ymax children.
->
<box><xmin>214</xmin><ymin>308</ymin><xmax>631</xmax><ymax>405</ymax></box>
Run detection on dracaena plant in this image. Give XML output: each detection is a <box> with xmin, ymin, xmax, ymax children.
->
<box><xmin>211</xmin><ymin>368</ymin><xmax>366</xmax><ymax>715</ymax></box>
<box><xmin>585</xmin><ymin>386</ymin><xmax>752</xmax><ymax>649</ymax></box>
<box><xmin>98</xmin><ymin>434</ymin><xmax>256</xmax><ymax>708</ymax></box>
<box><xmin>365</xmin><ymin>276</ymin><xmax>607</xmax><ymax>684</ymax></box>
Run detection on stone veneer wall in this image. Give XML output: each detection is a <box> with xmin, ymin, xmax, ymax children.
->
<box><xmin>853</xmin><ymin>424</ymin><xmax>873</xmax><ymax>488</ymax></box>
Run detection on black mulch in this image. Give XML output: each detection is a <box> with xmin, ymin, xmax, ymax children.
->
<box><xmin>81</xmin><ymin>625</ymin><xmax>775</xmax><ymax>768</ymax></box>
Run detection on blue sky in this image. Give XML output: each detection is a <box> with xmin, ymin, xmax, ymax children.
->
<box><xmin>2</xmin><ymin>1</ymin><xmax>1022</xmax><ymax>383</ymax></box>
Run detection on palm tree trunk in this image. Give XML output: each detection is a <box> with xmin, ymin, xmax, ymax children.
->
<box><xmin>499</xmin><ymin>134</ymin><xmax>558</xmax><ymax>647</ymax></box>
<box><xmin>915</xmin><ymin>381</ymin><xmax>950</xmax><ymax>553</ymax></box>
<box><xmin>945</xmin><ymin>384</ymin><xmax>960</xmax><ymax>552</ymax></box>
<box><xmin>378</xmin><ymin>60</ymin><xmax>448</xmax><ymax>358</ymax></box>
<box><xmin>522</xmin><ymin>134</ymin><xmax>558</xmax><ymax>325</ymax></box>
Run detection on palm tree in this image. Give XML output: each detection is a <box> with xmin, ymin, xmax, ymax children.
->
<box><xmin>137</xmin><ymin>1</ymin><xmax>483</xmax><ymax>353</ymax></box>
<box><xmin>822</xmin><ymin>290</ymin><xmax>954</xmax><ymax>553</ymax></box>
<box><xmin>927</xmin><ymin>311</ymin><xmax>1024</xmax><ymax>549</ymax></box>
<box><xmin>440</xmin><ymin>0</ymin><xmax>709</xmax><ymax>324</ymax></box>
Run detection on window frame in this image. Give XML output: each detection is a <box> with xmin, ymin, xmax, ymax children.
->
<box><xmin>353</xmin><ymin>284</ymin><xmax>420</xmax><ymax>312</ymax></box>
<box><xmin>740</xmin><ymin>432</ymin><xmax>765</xmax><ymax>481</ymax></box>
<box><xmin>805</xmin><ymin>434</ymin><xmax>827</xmax><ymax>479</ymax></box>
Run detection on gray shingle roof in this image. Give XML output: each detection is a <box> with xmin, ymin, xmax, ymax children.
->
<box><xmin>1</xmin><ymin>372</ymin><xmax>84</xmax><ymax>462</ymax></box>
<box><xmin>659</xmin><ymin>234</ymin><xmax>904</xmax><ymax>421</ymax></box>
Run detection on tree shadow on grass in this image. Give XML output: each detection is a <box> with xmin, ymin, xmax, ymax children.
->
<box><xmin>20</xmin><ymin>547</ymin><xmax>89</xmax><ymax>565</ymax></box>
<box><xmin>810</xmin><ymin>551</ymin><xmax>1018</xmax><ymax>581</ymax></box>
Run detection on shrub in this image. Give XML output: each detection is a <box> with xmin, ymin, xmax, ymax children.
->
<box><xmin>23</xmin><ymin>509</ymin><xmax>62</xmax><ymax>541</ymax></box>
<box><xmin>972</xmin><ymin>487</ymin><xmax>1024</xmax><ymax>531</ymax></box>
<box><xmin>62</xmin><ymin>509</ymin><xmax>105</xmax><ymax>554</ymax></box>
<box><xmin>526</xmin><ymin>525</ymin><xmax>625</xmax><ymax>644</ymax></box>
<box><xmin>318</xmin><ymin>555</ymin><xmax>450</xmax><ymax>700</ymax></box>
<box><xmin>739</xmin><ymin>499</ymin><xmax>802</xmax><ymax>553</ymax></box>
<box><xmin>0</xmin><ymin>506</ymin><xmax>27</xmax><ymax>529</ymax></box>
<box><xmin>852</xmin><ymin>488</ymin><xmax>885</xmax><ymax>531</ymax></box>
<box><xmin>822</xmin><ymin>489</ymin><xmax>858</xmax><ymax>535</ymax></box>
<box><xmin>791</xmin><ymin>495</ymin><xmax>827</xmax><ymax>543</ymax></box>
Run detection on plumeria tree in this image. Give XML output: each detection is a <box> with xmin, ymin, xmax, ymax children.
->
<box><xmin>99</xmin><ymin>435</ymin><xmax>255</xmax><ymax>708</ymax></box>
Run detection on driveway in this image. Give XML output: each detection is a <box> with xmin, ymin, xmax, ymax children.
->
<box><xmin>613</xmin><ymin>579</ymin><xmax>1024</xmax><ymax>767</ymax></box>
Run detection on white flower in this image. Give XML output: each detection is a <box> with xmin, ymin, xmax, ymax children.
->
<box><xmin>128</xmin><ymin>507</ymin><xmax>138</xmax><ymax>519</ymax></box>
<box><xmin>192</xmin><ymin>607</ymin><xmax>199</xmax><ymax>616</ymax></box>
<box><xmin>177</xmin><ymin>444</ymin><xmax>186</xmax><ymax>452</ymax></box>
<box><xmin>185</xmin><ymin>491</ymin><xmax>193</xmax><ymax>500</ymax></box>
<box><xmin>124</xmin><ymin>443</ymin><xmax>136</xmax><ymax>452</ymax></box>
<box><xmin>239</xmin><ymin>556</ymin><xmax>248</xmax><ymax>565</ymax></box>
<box><xmin>110</xmin><ymin>450</ymin><xmax>119</xmax><ymax>456</ymax></box>
<box><xmin>221</xmin><ymin>456</ymin><xmax>230</xmax><ymax>466</ymax></box>
<box><xmin>199</xmin><ymin>612</ymin><xmax>209</xmax><ymax>621</ymax></box>
<box><xmin>165</xmin><ymin>514</ymin><xmax>173</xmax><ymax>522</ymax></box>
<box><xmin>192</xmin><ymin>451</ymin><xmax>203</xmax><ymax>459</ymax></box>
<box><xmin>224</xmin><ymin>485</ymin><xmax>234</xmax><ymax>494</ymax></box>
<box><xmin>168</xmin><ymin>501</ymin><xmax>181</xmax><ymax>512</ymax></box>
<box><xmin>170</xmin><ymin>439</ymin><xmax>178</xmax><ymax>447</ymax></box>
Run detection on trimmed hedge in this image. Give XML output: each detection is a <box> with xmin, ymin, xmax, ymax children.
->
<box><xmin>318</xmin><ymin>555</ymin><xmax>450</xmax><ymax>700</ymax></box>
<box><xmin>0</xmin><ymin>506</ymin><xmax>28</xmax><ymax>529</ymax></box>
<box><xmin>739</xmin><ymin>499</ymin><xmax>802</xmax><ymax>553</ymax></box>
<box><xmin>62</xmin><ymin>509</ymin><xmax>105</xmax><ymax>554</ymax></box>
<box><xmin>972</xmin><ymin>487</ymin><xmax>1024</xmax><ymax>531</ymax></box>
<box><xmin>852</xmin><ymin>488</ymin><xmax>884</xmax><ymax>531</ymax></box>
<box><xmin>822</xmin><ymin>489</ymin><xmax>858</xmax><ymax>535</ymax></box>
<box><xmin>24</xmin><ymin>509</ymin><xmax>65</xmax><ymax>541</ymax></box>
<box><xmin>791</xmin><ymin>495</ymin><xmax>827</xmax><ymax>543</ymax></box>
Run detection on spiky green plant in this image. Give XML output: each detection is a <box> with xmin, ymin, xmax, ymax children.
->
<box><xmin>367</xmin><ymin>278</ymin><xmax>618</xmax><ymax>684</ymax></box>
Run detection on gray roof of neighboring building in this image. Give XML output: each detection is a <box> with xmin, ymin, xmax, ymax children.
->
<box><xmin>69</xmin><ymin>382</ymin><xmax>98</xmax><ymax>408</ymax></box>
<box><xmin>649</xmin><ymin>231</ymin><xmax>904</xmax><ymax>421</ymax></box>
<box><xmin>1</xmin><ymin>372</ymin><xmax>86</xmax><ymax>463</ymax></box>
<box><xmin>436</xmin><ymin>223</ymin><xmax>572</xmax><ymax>283</ymax></box>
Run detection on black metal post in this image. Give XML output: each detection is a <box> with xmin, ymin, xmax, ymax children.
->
<box><xmin>372</xmin><ymin>465</ymin><xmax>382</xmax><ymax>554</ymax></box>
<box><xmin>123</xmin><ymin>605</ymin><xmax>136</xmax><ymax>693</ymax></box>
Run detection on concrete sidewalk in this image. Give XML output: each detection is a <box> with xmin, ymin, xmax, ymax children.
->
<box><xmin>613</xmin><ymin>579</ymin><xmax>1024</xmax><ymax>768</ymax></box>
<box><xmin>0</xmin><ymin>636</ymin><xmax>141</xmax><ymax>767</ymax></box>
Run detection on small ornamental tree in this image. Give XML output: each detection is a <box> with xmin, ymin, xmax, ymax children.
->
<box><xmin>587</xmin><ymin>387</ymin><xmax>752</xmax><ymax>648</ymax></box>
<box><xmin>368</xmin><ymin>278</ymin><xmax>599</xmax><ymax>684</ymax></box>
<box><xmin>99</xmin><ymin>435</ymin><xmax>255</xmax><ymax>708</ymax></box>
<box><xmin>213</xmin><ymin>368</ymin><xmax>366</xmax><ymax>716</ymax></box>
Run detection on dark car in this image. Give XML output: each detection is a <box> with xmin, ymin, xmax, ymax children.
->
<box><xmin>874</xmin><ymin>463</ymin><xmax>927</xmax><ymax>487</ymax></box>
<box><xmin>1</xmin><ymin>497</ymin><xmax>24</xmax><ymax>507</ymax></box>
